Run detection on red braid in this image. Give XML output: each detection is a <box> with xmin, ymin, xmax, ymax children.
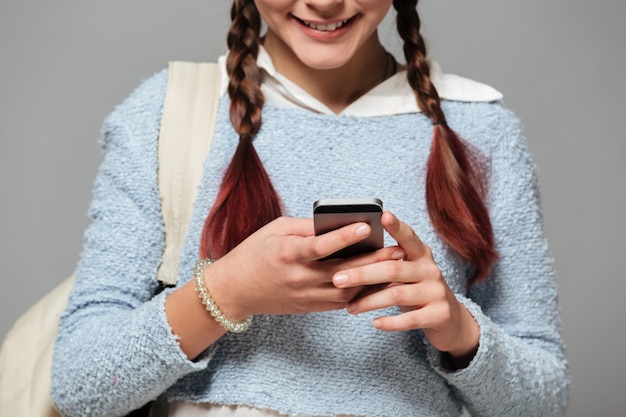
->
<box><xmin>199</xmin><ymin>0</ymin><xmax>282</xmax><ymax>259</ymax></box>
<box><xmin>394</xmin><ymin>0</ymin><xmax>498</xmax><ymax>285</ymax></box>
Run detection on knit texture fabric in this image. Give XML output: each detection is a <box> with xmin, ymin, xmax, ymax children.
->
<box><xmin>51</xmin><ymin>69</ymin><xmax>570</xmax><ymax>417</ymax></box>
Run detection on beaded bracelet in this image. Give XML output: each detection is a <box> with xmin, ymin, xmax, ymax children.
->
<box><xmin>193</xmin><ymin>258</ymin><xmax>253</xmax><ymax>333</ymax></box>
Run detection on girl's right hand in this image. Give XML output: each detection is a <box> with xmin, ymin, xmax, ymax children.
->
<box><xmin>204</xmin><ymin>216</ymin><xmax>404</xmax><ymax>320</ymax></box>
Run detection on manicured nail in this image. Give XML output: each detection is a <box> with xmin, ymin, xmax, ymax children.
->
<box><xmin>356</xmin><ymin>224</ymin><xmax>370</xmax><ymax>236</ymax></box>
<box><xmin>333</xmin><ymin>273</ymin><xmax>348</xmax><ymax>286</ymax></box>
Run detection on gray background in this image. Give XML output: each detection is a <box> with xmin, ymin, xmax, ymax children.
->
<box><xmin>1</xmin><ymin>1</ymin><xmax>624</xmax><ymax>415</ymax></box>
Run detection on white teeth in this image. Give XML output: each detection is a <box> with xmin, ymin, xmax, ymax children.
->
<box><xmin>303</xmin><ymin>19</ymin><xmax>347</xmax><ymax>32</ymax></box>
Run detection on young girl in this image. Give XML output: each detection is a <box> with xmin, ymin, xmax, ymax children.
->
<box><xmin>51</xmin><ymin>0</ymin><xmax>570</xmax><ymax>416</ymax></box>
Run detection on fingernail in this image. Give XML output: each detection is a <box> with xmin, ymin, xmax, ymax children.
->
<box><xmin>333</xmin><ymin>273</ymin><xmax>348</xmax><ymax>286</ymax></box>
<box><xmin>392</xmin><ymin>250</ymin><xmax>404</xmax><ymax>260</ymax></box>
<box><xmin>346</xmin><ymin>302</ymin><xmax>357</xmax><ymax>313</ymax></box>
<box><xmin>372</xmin><ymin>318</ymin><xmax>383</xmax><ymax>329</ymax></box>
<box><xmin>356</xmin><ymin>224</ymin><xmax>370</xmax><ymax>236</ymax></box>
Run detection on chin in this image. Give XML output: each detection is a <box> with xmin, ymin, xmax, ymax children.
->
<box><xmin>293</xmin><ymin>48</ymin><xmax>355</xmax><ymax>71</ymax></box>
<box><xmin>299</xmin><ymin>59</ymin><xmax>347</xmax><ymax>71</ymax></box>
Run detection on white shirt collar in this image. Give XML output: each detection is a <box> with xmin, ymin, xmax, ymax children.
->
<box><xmin>218</xmin><ymin>46</ymin><xmax>502</xmax><ymax>117</ymax></box>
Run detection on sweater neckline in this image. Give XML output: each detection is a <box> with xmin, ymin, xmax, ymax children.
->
<box><xmin>217</xmin><ymin>46</ymin><xmax>503</xmax><ymax>117</ymax></box>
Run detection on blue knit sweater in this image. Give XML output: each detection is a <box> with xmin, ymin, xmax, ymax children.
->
<box><xmin>51</xmin><ymin>69</ymin><xmax>570</xmax><ymax>417</ymax></box>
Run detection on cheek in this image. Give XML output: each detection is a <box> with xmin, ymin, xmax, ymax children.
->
<box><xmin>255</xmin><ymin>1</ymin><xmax>293</xmax><ymax>34</ymax></box>
<box><xmin>254</xmin><ymin>0</ymin><xmax>290</xmax><ymax>20</ymax></box>
<box><xmin>360</xmin><ymin>0</ymin><xmax>393</xmax><ymax>23</ymax></box>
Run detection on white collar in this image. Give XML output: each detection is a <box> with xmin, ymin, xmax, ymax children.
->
<box><xmin>217</xmin><ymin>46</ymin><xmax>502</xmax><ymax>117</ymax></box>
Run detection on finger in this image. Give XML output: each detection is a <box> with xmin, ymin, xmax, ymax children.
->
<box><xmin>299</xmin><ymin>246</ymin><xmax>405</xmax><ymax>288</ymax></box>
<box><xmin>284</xmin><ymin>285</ymin><xmax>364</xmax><ymax>314</ymax></box>
<box><xmin>333</xmin><ymin>259</ymin><xmax>415</xmax><ymax>288</ymax></box>
<box><xmin>291</xmin><ymin>300</ymin><xmax>353</xmax><ymax>314</ymax></box>
<box><xmin>371</xmin><ymin>305</ymin><xmax>443</xmax><ymax>332</ymax></box>
<box><xmin>336</xmin><ymin>246</ymin><xmax>406</xmax><ymax>270</ymax></box>
<box><xmin>381</xmin><ymin>211</ymin><xmax>428</xmax><ymax>259</ymax></box>
<box><xmin>347</xmin><ymin>281</ymin><xmax>443</xmax><ymax>314</ymax></box>
<box><xmin>333</xmin><ymin>251</ymin><xmax>441</xmax><ymax>288</ymax></box>
<box><xmin>300</xmin><ymin>222</ymin><xmax>372</xmax><ymax>261</ymax></box>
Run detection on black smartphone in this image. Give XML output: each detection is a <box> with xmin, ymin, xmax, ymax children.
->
<box><xmin>313</xmin><ymin>198</ymin><xmax>384</xmax><ymax>259</ymax></box>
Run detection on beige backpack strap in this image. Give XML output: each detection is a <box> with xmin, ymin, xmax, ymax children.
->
<box><xmin>157</xmin><ymin>62</ymin><xmax>221</xmax><ymax>286</ymax></box>
<box><xmin>0</xmin><ymin>63</ymin><xmax>221</xmax><ymax>417</ymax></box>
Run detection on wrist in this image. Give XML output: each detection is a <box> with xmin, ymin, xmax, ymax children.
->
<box><xmin>202</xmin><ymin>258</ymin><xmax>252</xmax><ymax>320</ymax></box>
<box><xmin>194</xmin><ymin>259</ymin><xmax>253</xmax><ymax>333</ymax></box>
<box><xmin>446</xmin><ymin>305</ymin><xmax>480</xmax><ymax>369</ymax></box>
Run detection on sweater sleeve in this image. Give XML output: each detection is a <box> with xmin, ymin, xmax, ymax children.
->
<box><xmin>427</xmin><ymin>109</ymin><xmax>570</xmax><ymax>416</ymax></box>
<box><xmin>50</xmin><ymin>71</ymin><xmax>211</xmax><ymax>417</ymax></box>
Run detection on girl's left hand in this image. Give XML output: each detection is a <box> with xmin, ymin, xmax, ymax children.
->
<box><xmin>332</xmin><ymin>211</ymin><xmax>480</xmax><ymax>366</ymax></box>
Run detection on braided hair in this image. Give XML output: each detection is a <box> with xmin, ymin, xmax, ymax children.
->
<box><xmin>201</xmin><ymin>0</ymin><xmax>498</xmax><ymax>285</ymax></box>
<box><xmin>393</xmin><ymin>0</ymin><xmax>497</xmax><ymax>284</ymax></box>
<box><xmin>199</xmin><ymin>0</ymin><xmax>282</xmax><ymax>259</ymax></box>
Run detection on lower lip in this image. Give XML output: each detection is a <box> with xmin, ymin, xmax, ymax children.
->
<box><xmin>294</xmin><ymin>16</ymin><xmax>355</xmax><ymax>41</ymax></box>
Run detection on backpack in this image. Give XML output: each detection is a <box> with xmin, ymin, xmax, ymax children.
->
<box><xmin>0</xmin><ymin>62</ymin><xmax>221</xmax><ymax>417</ymax></box>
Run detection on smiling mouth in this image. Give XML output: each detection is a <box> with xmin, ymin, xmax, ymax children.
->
<box><xmin>296</xmin><ymin>16</ymin><xmax>355</xmax><ymax>32</ymax></box>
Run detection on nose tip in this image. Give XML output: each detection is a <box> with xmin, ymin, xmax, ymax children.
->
<box><xmin>305</xmin><ymin>0</ymin><xmax>344</xmax><ymax>13</ymax></box>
